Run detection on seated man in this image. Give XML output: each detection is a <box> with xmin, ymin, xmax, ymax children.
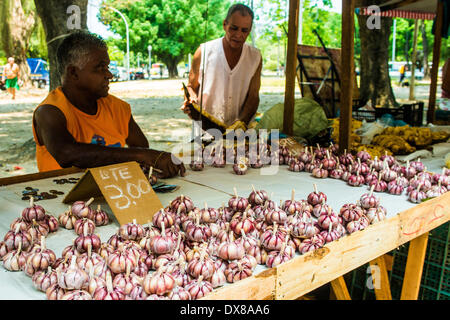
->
<box><xmin>33</xmin><ymin>31</ymin><xmax>185</xmax><ymax>178</ymax></box>
<box><xmin>183</xmin><ymin>3</ymin><xmax>262</xmax><ymax>132</ymax></box>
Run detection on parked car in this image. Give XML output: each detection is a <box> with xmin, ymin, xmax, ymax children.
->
<box><xmin>110</xmin><ymin>66</ymin><xmax>120</xmax><ymax>82</ymax></box>
<box><xmin>150</xmin><ymin>63</ymin><xmax>165</xmax><ymax>79</ymax></box>
<box><xmin>27</xmin><ymin>58</ymin><xmax>49</xmax><ymax>88</ymax></box>
<box><xmin>117</xmin><ymin>67</ymin><xmax>128</xmax><ymax>81</ymax></box>
<box><xmin>131</xmin><ymin>71</ymin><xmax>145</xmax><ymax>80</ymax></box>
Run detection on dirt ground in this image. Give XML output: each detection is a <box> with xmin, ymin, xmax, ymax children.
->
<box><xmin>0</xmin><ymin>77</ymin><xmax>294</xmax><ymax>177</ymax></box>
<box><xmin>0</xmin><ymin>76</ymin><xmax>443</xmax><ymax>178</ymax></box>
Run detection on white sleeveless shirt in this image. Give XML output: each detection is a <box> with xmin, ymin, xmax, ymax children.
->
<box><xmin>199</xmin><ymin>37</ymin><xmax>261</xmax><ymax>127</ymax></box>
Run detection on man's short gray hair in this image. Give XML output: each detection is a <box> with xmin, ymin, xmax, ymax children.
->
<box><xmin>56</xmin><ymin>31</ymin><xmax>107</xmax><ymax>77</ymax></box>
<box><xmin>225</xmin><ymin>3</ymin><xmax>254</xmax><ymax>22</ymax></box>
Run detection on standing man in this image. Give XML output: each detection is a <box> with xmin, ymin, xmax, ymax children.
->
<box><xmin>183</xmin><ymin>3</ymin><xmax>262</xmax><ymax>132</ymax></box>
<box><xmin>2</xmin><ymin>57</ymin><xmax>20</xmax><ymax>100</ymax></box>
<box><xmin>399</xmin><ymin>63</ymin><xmax>406</xmax><ymax>86</ymax></box>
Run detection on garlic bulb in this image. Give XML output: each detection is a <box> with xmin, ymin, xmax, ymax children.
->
<box><xmin>22</xmin><ymin>198</ymin><xmax>46</xmax><ymax>223</ymax></box>
<box><xmin>74</xmin><ymin>223</ymin><xmax>102</xmax><ymax>253</ymax></box>
<box><xmin>58</xmin><ymin>207</ymin><xmax>77</xmax><ymax>230</ymax></box>
<box><xmin>45</xmin><ymin>283</ymin><xmax>66</xmax><ymax>300</ymax></box>
<box><xmin>184</xmin><ymin>276</ymin><xmax>213</xmax><ymax>300</ymax></box>
<box><xmin>24</xmin><ymin>236</ymin><xmax>56</xmax><ymax>277</ymax></box>
<box><xmin>92</xmin><ymin>271</ymin><xmax>126</xmax><ymax>300</ymax></box>
<box><xmin>107</xmin><ymin>243</ymin><xmax>138</xmax><ymax>274</ymax></box>
<box><xmin>74</xmin><ymin>218</ymin><xmax>96</xmax><ymax>236</ymax></box>
<box><xmin>307</xmin><ymin>184</ymin><xmax>327</xmax><ymax>206</ymax></box>
<box><xmin>217</xmin><ymin>232</ymin><xmax>245</xmax><ymax>261</ymax></box>
<box><xmin>260</xmin><ymin>223</ymin><xmax>286</xmax><ymax>251</ymax></box>
<box><xmin>168</xmin><ymin>285</ymin><xmax>192</xmax><ymax>300</ymax></box>
<box><xmin>57</xmin><ymin>255</ymin><xmax>88</xmax><ymax>290</ymax></box>
<box><xmin>143</xmin><ymin>269</ymin><xmax>175</xmax><ymax>296</ymax></box>
<box><xmin>224</xmin><ymin>261</ymin><xmax>253</xmax><ymax>283</ymax></box>
<box><xmin>119</xmin><ymin>219</ymin><xmax>146</xmax><ymax>241</ymax></box>
<box><xmin>112</xmin><ymin>264</ymin><xmax>142</xmax><ymax>295</ymax></box>
<box><xmin>32</xmin><ymin>266</ymin><xmax>58</xmax><ymax>292</ymax></box>
<box><xmin>44</xmin><ymin>215</ymin><xmax>59</xmax><ymax>233</ymax></box>
<box><xmin>2</xmin><ymin>241</ymin><xmax>23</xmax><ymax>271</ymax></box>
<box><xmin>3</xmin><ymin>224</ymin><xmax>32</xmax><ymax>252</ymax></box>
<box><xmin>92</xmin><ymin>205</ymin><xmax>109</xmax><ymax>226</ymax></box>
<box><xmin>71</xmin><ymin>197</ymin><xmax>95</xmax><ymax>220</ymax></box>
<box><xmin>60</xmin><ymin>290</ymin><xmax>92</xmax><ymax>300</ymax></box>
<box><xmin>187</xmin><ymin>250</ymin><xmax>215</xmax><ymax>279</ymax></box>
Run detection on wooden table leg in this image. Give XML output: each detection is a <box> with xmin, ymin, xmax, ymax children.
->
<box><xmin>369</xmin><ymin>255</ymin><xmax>392</xmax><ymax>300</ymax></box>
<box><xmin>330</xmin><ymin>276</ymin><xmax>351</xmax><ymax>300</ymax></box>
<box><xmin>400</xmin><ymin>232</ymin><xmax>429</xmax><ymax>300</ymax></box>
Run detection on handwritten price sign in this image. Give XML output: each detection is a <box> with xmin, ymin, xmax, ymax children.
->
<box><xmin>98</xmin><ymin>166</ymin><xmax>152</xmax><ymax>210</ymax></box>
<box><xmin>64</xmin><ymin>162</ymin><xmax>163</xmax><ymax>226</ymax></box>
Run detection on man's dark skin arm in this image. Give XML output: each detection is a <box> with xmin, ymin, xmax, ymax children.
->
<box><xmin>126</xmin><ymin>115</ymin><xmax>149</xmax><ymax>148</ymax></box>
<box><xmin>238</xmin><ymin>59</ymin><xmax>262</xmax><ymax>125</ymax></box>
<box><xmin>34</xmin><ymin>105</ymin><xmax>185</xmax><ymax>178</ymax></box>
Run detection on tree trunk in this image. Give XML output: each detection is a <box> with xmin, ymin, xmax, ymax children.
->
<box><xmin>404</xmin><ymin>30</ymin><xmax>410</xmax><ymax>64</ymax></box>
<box><xmin>34</xmin><ymin>0</ymin><xmax>88</xmax><ymax>91</ymax></box>
<box><xmin>1</xmin><ymin>0</ymin><xmax>37</xmax><ymax>87</ymax></box>
<box><xmin>164</xmin><ymin>58</ymin><xmax>179</xmax><ymax>78</ymax></box>
<box><xmin>357</xmin><ymin>0</ymin><xmax>398</xmax><ymax>108</ymax></box>
<box><xmin>421</xmin><ymin>20</ymin><xmax>430</xmax><ymax>78</ymax></box>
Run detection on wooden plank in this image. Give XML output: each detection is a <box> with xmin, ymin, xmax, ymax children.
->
<box><xmin>202</xmin><ymin>268</ymin><xmax>276</xmax><ymax>300</ymax></box>
<box><xmin>384</xmin><ymin>254</ymin><xmax>394</xmax><ymax>271</ymax></box>
<box><xmin>369</xmin><ymin>255</ymin><xmax>392</xmax><ymax>300</ymax></box>
<box><xmin>330</xmin><ymin>276</ymin><xmax>351</xmax><ymax>300</ymax></box>
<box><xmin>379</xmin><ymin>0</ymin><xmax>422</xmax><ymax>12</ymax></box>
<box><xmin>400</xmin><ymin>232</ymin><xmax>429</xmax><ymax>300</ymax></box>
<box><xmin>275</xmin><ymin>193</ymin><xmax>449</xmax><ymax>300</ymax></box>
<box><xmin>409</xmin><ymin>19</ymin><xmax>419</xmax><ymax>101</ymax></box>
<box><xmin>338</xmin><ymin>0</ymin><xmax>355</xmax><ymax>153</ymax></box>
<box><xmin>283</xmin><ymin>0</ymin><xmax>300</xmax><ymax>136</ymax></box>
<box><xmin>0</xmin><ymin>167</ymin><xmax>84</xmax><ymax>186</ymax></box>
<box><xmin>427</xmin><ymin>0</ymin><xmax>444</xmax><ymax>123</ymax></box>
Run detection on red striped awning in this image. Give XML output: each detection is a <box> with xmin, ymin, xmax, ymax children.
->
<box><xmin>358</xmin><ymin>7</ymin><xmax>436</xmax><ymax>20</ymax></box>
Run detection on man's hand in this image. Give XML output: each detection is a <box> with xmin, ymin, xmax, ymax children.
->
<box><xmin>180</xmin><ymin>96</ymin><xmax>198</xmax><ymax>119</ymax></box>
<box><xmin>152</xmin><ymin>151</ymin><xmax>186</xmax><ymax>179</ymax></box>
<box><xmin>226</xmin><ymin>120</ymin><xmax>247</xmax><ymax>132</ymax></box>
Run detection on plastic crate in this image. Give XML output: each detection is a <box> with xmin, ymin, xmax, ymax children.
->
<box><xmin>351</xmin><ymin>102</ymin><xmax>424</xmax><ymax>127</ymax></box>
<box><xmin>347</xmin><ymin>221</ymin><xmax>449</xmax><ymax>300</ymax></box>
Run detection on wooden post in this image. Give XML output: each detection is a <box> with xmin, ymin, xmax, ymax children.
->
<box><xmin>400</xmin><ymin>232</ymin><xmax>429</xmax><ymax>300</ymax></box>
<box><xmin>369</xmin><ymin>255</ymin><xmax>392</xmax><ymax>300</ymax></box>
<box><xmin>283</xmin><ymin>0</ymin><xmax>300</xmax><ymax>136</ymax></box>
<box><xmin>338</xmin><ymin>0</ymin><xmax>355</xmax><ymax>153</ymax></box>
<box><xmin>330</xmin><ymin>276</ymin><xmax>352</xmax><ymax>300</ymax></box>
<box><xmin>409</xmin><ymin>19</ymin><xmax>419</xmax><ymax>101</ymax></box>
<box><xmin>427</xmin><ymin>0</ymin><xmax>444</xmax><ymax>124</ymax></box>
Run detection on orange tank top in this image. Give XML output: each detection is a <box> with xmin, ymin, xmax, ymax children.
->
<box><xmin>32</xmin><ymin>87</ymin><xmax>131</xmax><ymax>172</ymax></box>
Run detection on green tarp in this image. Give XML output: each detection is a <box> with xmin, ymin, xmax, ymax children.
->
<box><xmin>255</xmin><ymin>98</ymin><xmax>330</xmax><ymax>140</ymax></box>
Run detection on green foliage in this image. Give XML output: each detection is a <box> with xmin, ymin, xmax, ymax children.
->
<box><xmin>254</xmin><ymin>0</ymin><xmax>340</xmax><ymax>72</ymax></box>
<box><xmin>100</xmin><ymin>0</ymin><xmax>230</xmax><ymax>76</ymax></box>
<box><xmin>27</xmin><ymin>18</ymin><xmax>48</xmax><ymax>59</ymax></box>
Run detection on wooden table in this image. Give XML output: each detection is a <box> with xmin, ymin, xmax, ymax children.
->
<box><xmin>0</xmin><ymin>165</ymin><xmax>448</xmax><ymax>300</ymax></box>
